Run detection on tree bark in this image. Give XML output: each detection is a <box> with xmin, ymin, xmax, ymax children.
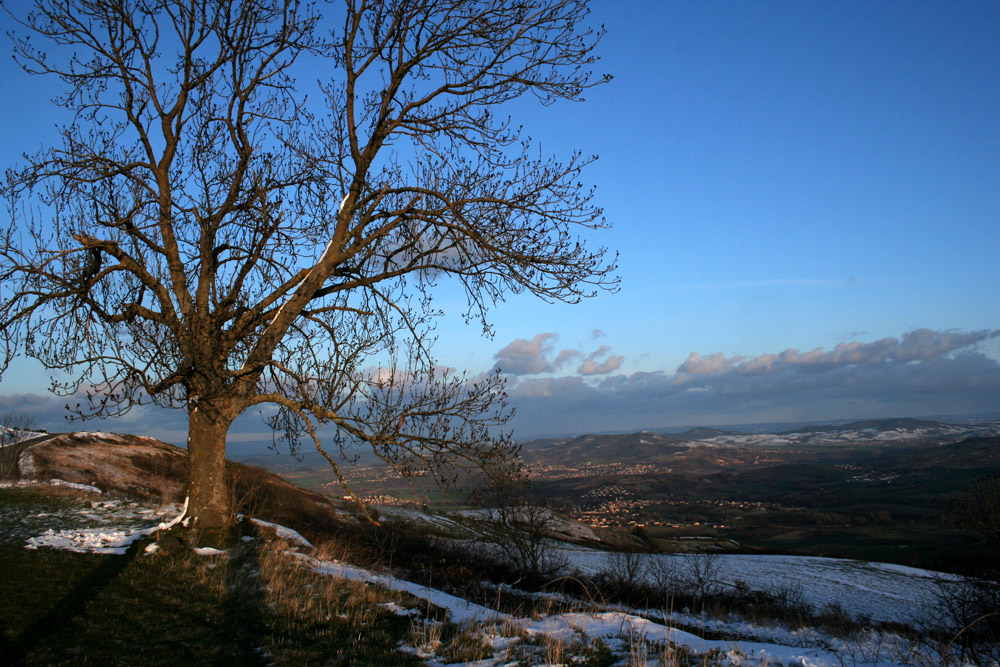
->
<box><xmin>186</xmin><ymin>402</ymin><xmax>234</xmax><ymax>530</ymax></box>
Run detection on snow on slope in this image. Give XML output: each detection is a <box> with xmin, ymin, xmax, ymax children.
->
<box><xmin>551</xmin><ymin>547</ymin><xmax>956</xmax><ymax>627</ymax></box>
<box><xmin>289</xmin><ymin>553</ymin><xmax>878</xmax><ymax>666</ymax></box>
<box><xmin>8</xmin><ymin>489</ymin><xmax>968</xmax><ymax>665</ymax></box>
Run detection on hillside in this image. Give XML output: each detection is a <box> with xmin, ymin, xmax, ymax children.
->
<box><xmin>521</xmin><ymin>430</ymin><xmax>689</xmax><ymax>464</ymax></box>
<box><xmin>3</xmin><ymin>430</ymin><xmax>998</xmax><ymax>665</ymax></box>
<box><xmin>7</xmin><ymin>431</ymin><xmax>357</xmax><ymax>541</ymax></box>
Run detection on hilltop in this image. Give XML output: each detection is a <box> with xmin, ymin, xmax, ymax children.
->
<box><xmin>2</xmin><ymin>430</ymin><xmax>998</xmax><ymax>665</ymax></box>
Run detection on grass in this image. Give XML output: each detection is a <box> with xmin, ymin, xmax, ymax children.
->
<box><xmin>0</xmin><ymin>485</ymin><xmax>831</xmax><ymax>666</ymax></box>
<box><xmin>0</xmin><ymin>486</ymin><xmax>423</xmax><ymax>666</ymax></box>
<box><xmin>3</xmin><ymin>477</ymin><xmax>987</xmax><ymax>665</ymax></box>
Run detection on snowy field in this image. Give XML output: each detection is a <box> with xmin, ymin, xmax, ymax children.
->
<box><xmin>553</xmin><ymin>546</ymin><xmax>955</xmax><ymax>627</ymax></box>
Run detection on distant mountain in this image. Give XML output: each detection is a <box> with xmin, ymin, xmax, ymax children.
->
<box><xmin>520</xmin><ymin>418</ymin><xmax>1000</xmax><ymax>469</ymax></box>
<box><xmin>779</xmin><ymin>417</ymin><xmax>948</xmax><ymax>435</ymax></box>
<box><xmin>672</xmin><ymin>426</ymin><xmax>732</xmax><ymax>441</ymax></box>
<box><xmin>521</xmin><ymin>430</ymin><xmax>689</xmax><ymax>465</ymax></box>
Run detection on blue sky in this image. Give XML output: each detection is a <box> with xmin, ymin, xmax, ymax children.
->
<box><xmin>1</xmin><ymin>1</ymin><xmax>999</xmax><ymax>442</ymax></box>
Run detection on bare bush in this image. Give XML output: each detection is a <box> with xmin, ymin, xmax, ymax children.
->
<box><xmin>602</xmin><ymin>549</ymin><xmax>645</xmax><ymax>588</ymax></box>
<box><xmin>471</xmin><ymin>471</ymin><xmax>567</xmax><ymax>586</ymax></box>
<box><xmin>647</xmin><ymin>556</ymin><xmax>686</xmax><ymax>600</ymax></box>
<box><xmin>597</xmin><ymin>542</ymin><xmax>648</xmax><ymax>603</ymax></box>
<box><xmin>0</xmin><ymin>411</ymin><xmax>37</xmax><ymax>446</ymax></box>
<box><xmin>933</xmin><ymin>576</ymin><xmax>1000</xmax><ymax>665</ymax></box>
<box><xmin>682</xmin><ymin>551</ymin><xmax>722</xmax><ymax>602</ymax></box>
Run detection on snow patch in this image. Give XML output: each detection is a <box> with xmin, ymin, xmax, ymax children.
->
<box><xmin>22</xmin><ymin>498</ymin><xmax>186</xmax><ymax>555</ymax></box>
<box><xmin>25</xmin><ymin>527</ymin><xmax>144</xmax><ymax>555</ymax></box>
<box><xmin>250</xmin><ymin>517</ymin><xmax>313</xmax><ymax>548</ymax></box>
<box><xmin>194</xmin><ymin>547</ymin><xmax>228</xmax><ymax>557</ymax></box>
<box><xmin>17</xmin><ymin>447</ymin><xmax>37</xmax><ymax>477</ymax></box>
<box><xmin>0</xmin><ymin>478</ymin><xmax>102</xmax><ymax>494</ymax></box>
<box><xmin>73</xmin><ymin>431</ymin><xmax>130</xmax><ymax>443</ymax></box>
<box><xmin>381</xmin><ymin>601</ymin><xmax>420</xmax><ymax>617</ymax></box>
<box><xmin>291</xmin><ymin>552</ymin><xmax>510</xmax><ymax>624</ymax></box>
<box><xmin>45</xmin><ymin>479</ymin><xmax>104</xmax><ymax>494</ymax></box>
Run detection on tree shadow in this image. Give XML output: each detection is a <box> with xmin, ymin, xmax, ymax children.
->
<box><xmin>218</xmin><ymin>521</ymin><xmax>270</xmax><ymax>666</ymax></box>
<box><xmin>0</xmin><ymin>540</ymin><xmax>142</xmax><ymax>665</ymax></box>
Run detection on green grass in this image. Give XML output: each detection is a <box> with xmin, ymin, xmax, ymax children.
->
<box><xmin>0</xmin><ymin>487</ymin><xmax>423</xmax><ymax>666</ymax></box>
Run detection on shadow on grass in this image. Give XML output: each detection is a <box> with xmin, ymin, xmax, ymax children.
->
<box><xmin>221</xmin><ymin>524</ymin><xmax>270</xmax><ymax>665</ymax></box>
<box><xmin>0</xmin><ymin>540</ymin><xmax>141</xmax><ymax>665</ymax></box>
<box><xmin>0</xmin><ymin>490</ymin><xmax>419</xmax><ymax>665</ymax></box>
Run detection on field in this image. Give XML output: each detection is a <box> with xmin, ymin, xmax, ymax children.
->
<box><xmin>1</xmin><ymin>482</ymin><xmax>984</xmax><ymax>666</ymax></box>
<box><xmin>257</xmin><ymin>420</ymin><xmax>1000</xmax><ymax>575</ymax></box>
<box><xmin>4</xmin><ymin>424</ymin><xmax>999</xmax><ymax>665</ymax></box>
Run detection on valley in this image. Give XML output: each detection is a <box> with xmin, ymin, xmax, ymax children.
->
<box><xmin>259</xmin><ymin>417</ymin><xmax>1000</xmax><ymax>575</ymax></box>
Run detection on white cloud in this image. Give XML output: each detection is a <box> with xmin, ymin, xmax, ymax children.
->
<box><xmin>578</xmin><ymin>345</ymin><xmax>624</xmax><ymax>375</ymax></box>
<box><xmin>677</xmin><ymin>351</ymin><xmax>742</xmax><ymax>376</ymax></box>
<box><xmin>492</xmin><ymin>333</ymin><xmax>590</xmax><ymax>376</ymax></box>
<box><xmin>674</xmin><ymin>329</ymin><xmax>1000</xmax><ymax>380</ymax></box>
<box><xmin>505</xmin><ymin>328</ymin><xmax>1000</xmax><ymax>437</ymax></box>
<box><xmin>493</xmin><ymin>333</ymin><xmax>562</xmax><ymax>375</ymax></box>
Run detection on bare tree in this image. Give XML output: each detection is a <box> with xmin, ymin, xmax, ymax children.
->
<box><xmin>601</xmin><ymin>544</ymin><xmax>645</xmax><ymax>588</ymax></box>
<box><xmin>0</xmin><ymin>411</ymin><xmax>38</xmax><ymax>446</ymax></box>
<box><xmin>0</xmin><ymin>0</ymin><xmax>615</xmax><ymax>531</ymax></box>
<box><xmin>681</xmin><ymin>551</ymin><xmax>722</xmax><ymax>602</ymax></box>
<box><xmin>471</xmin><ymin>468</ymin><xmax>567</xmax><ymax>585</ymax></box>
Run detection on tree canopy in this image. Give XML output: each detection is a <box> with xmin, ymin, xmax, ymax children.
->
<box><xmin>0</xmin><ymin>0</ymin><xmax>616</xmax><ymax>529</ymax></box>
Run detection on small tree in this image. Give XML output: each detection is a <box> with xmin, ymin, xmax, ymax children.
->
<box><xmin>0</xmin><ymin>0</ymin><xmax>615</xmax><ymax>531</ymax></box>
<box><xmin>0</xmin><ymin>411</ymin><xmax>39</xmax><ymax>478</ymax></box>
<box><xmin>472</xmin><ymin>468</ymin><xmax>566</xmax><ymax>585</ymax></box>
<box><xmin>0</xmin><ymin>411</ymin><xmax>37</xmax><ymax>446</ymax></box>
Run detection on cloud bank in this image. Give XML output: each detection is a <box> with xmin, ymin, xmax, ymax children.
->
<box><xmin>502</xmin><ymin>328</ymin><xmax>1000</xmax><ymax>436</ymax></box>
<box><xmin>2</xmin><ymin>328</ymin><xmax>997</xmax><ymax>443</ymax></box>
<box><xmin>492</xmin><ymin>333</ymin><xmax>623</xmax><ymax>377</ymax></box>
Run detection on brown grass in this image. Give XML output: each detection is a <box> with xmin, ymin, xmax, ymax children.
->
<box><xmin>27</xmin><ymin>433</ymin><xmax>187</xmax><ymax>502</ymax></box>
<box><xmin>21</xmin><ymin>431</ymin><xmax>354</xmax><ymax>542</ymax></box>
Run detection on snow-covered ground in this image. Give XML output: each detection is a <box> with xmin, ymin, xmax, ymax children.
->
<box><xmin>8</xmin><ymin>482</ymin><xmax>979</xmax><ymax>665</ymax></box>
<box><xmin>552</xmin><ymin>546</ymin><xmax>955</xmax><ymax>627</ymax></box>
<box><xmin>291</xmin><ymin>550</ymin><xmax>954</xmax><ymax>666</ymax></box>
<box><xmin>0</xmin><ymin>482</ymin><xmax>186</xmax><ymax>554</ymax></box>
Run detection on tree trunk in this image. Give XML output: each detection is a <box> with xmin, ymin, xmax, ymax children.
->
<box><xmin>186</xmin><ymin>402</ymin><xmax>234</xmax><ymax>531</ymax></box>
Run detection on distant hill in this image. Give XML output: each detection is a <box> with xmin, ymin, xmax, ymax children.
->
<box><xmin>520</xmin><ymin>418</ymin><xmax>1000</xmax><ymax>470</ymax></box>
<box><xmin>779</xmin><ymin>417</ymin><xmax>948</xmax><ymax>435</ymax></box>
<box><xmin>521</xmin><ymin>430</ymin><xmax>689</xmax><ymax>465</ymax></box>
<box><xmin>673</xmin><ymin>426</ymin><xmax>732</xmax><ymax>440</ymax></box>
